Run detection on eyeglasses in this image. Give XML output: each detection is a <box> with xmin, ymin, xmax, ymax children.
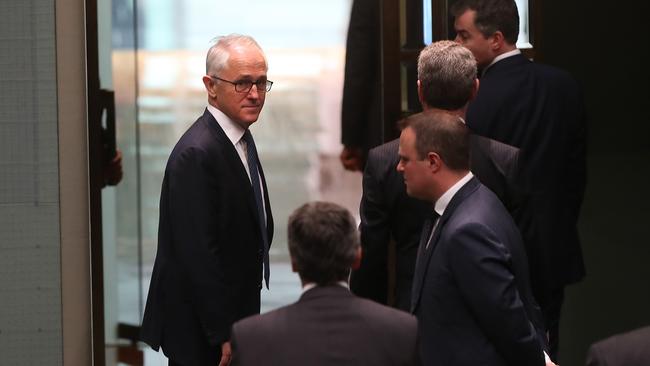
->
<box><xmin>210</xmin><ymin>76</ymin><xmax>273</xmax><ymax>93</ymax></box>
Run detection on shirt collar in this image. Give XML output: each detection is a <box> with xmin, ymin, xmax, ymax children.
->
<box><xmin>207</xmin><ymin>104</ymin><xmax>246</xmax><ymax>145</ymax></box>
<box><xmin>301</xmin><ymin>281</ymin><xmax>349</xmax><ymax>294</ymax></box>
<box><xmin>434</xmin><ymin>172</ymin><xmax>474</xmax><ymax>216</ymax></box>
<box><xmin>483</xmin><ymin>48</ymin><xmax>521</xmax><ymax>75</ymax></box>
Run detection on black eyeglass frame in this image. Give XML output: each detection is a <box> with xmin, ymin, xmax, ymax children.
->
<box><xmin>210</xmin><ymin>75</ymin><xmax>273</xmax><ymax>93</ymax></box>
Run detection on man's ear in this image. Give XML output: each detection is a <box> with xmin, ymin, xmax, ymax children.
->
<box><xmin>417</xmin><ymin>80</ymin><xmax>426</xmax><ymax>106</ymax></box>
<box><xmin>351</xmin><ymin>247</ymin><xmax>362</xmax><ymax>270</ymax></box>
<box><xmin>470</xmin><ymin>78</ymin><xmax>480</xmax><ymax>101</ymax></box>
<box><xmin>428</xmin><ymin>152</ymin><xmax>442</xmax><ymax>172</ymax></box>
<box><xmin>202</xmin><ymin>75</ymin><xmax>217</xmax><ymax>98</ymax></box>
<box><xmin>490</xmin><ymin>30</ymin><xmax>505</xmax><ymax>51</ymax></box>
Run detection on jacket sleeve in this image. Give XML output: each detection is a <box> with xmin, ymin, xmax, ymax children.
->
<box><xmin>449</xmin><ymin>222</ymin><xmax>545</xmax><ymax>366</ymax></box>
<box><xmin>351</xmin><ymin>152</ymin><xmax>389</xmax><ymax>304</ymax></box>
<box><xmin>167</xmin><ymin>146</ymin><xmax>233</xmax><ymax>346</ymax></box>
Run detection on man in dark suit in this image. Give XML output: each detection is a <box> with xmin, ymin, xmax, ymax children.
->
<box><xmin>140</xmin><ymin>34</ymin><xmax>274</xmax><ymax>366</ymax></box>
<box><xmin>340</xmin><ymin>0</ymin><xmax>382</xmax><ymax>171</ymax></box>
<box><xmin>351</xmin><ymin>40</ymin><xmax>522</xmax><ymax>311</ymax></box>
<box><xmin>452</xmin><ymin>0</ymin><xmax>588</xmax><ymax>358</ymax></box>
<box><xmin>586</xmin><ymin>326</ymin><xmax>650</xmax><ymax>366</ymax></box>
<box><xmin>398</xmin><ymin>111</ymin><xmax>552</xmax><ymax>366</ymax></box>
<box><xmin>231</xmin><ymin>201</ymin><xmax>418</xmax><ymax>366</ymax></box>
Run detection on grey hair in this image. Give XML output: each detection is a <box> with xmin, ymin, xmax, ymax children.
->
<box><xmin>205</xmin><ymin>34</ymin><xmax>266</xmax><ymax>75</ymax></box>
<box><xmin>417</xmin><ymin>40</ymin><xmax>477</xmax><ymax>110</ymax></box>
<box><xmin>288</xmin><ymin>201</ymin><xmax>360</xmax><ymax>285</ymax></box>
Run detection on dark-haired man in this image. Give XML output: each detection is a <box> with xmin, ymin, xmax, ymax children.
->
<box><xmin>452</xmin><ymin>1</ymin><xmax>587</xmax><ymax>359</ymax></box>
<box><xmin>399</xmin><ymin>111</ymin><xmax>553</xmax><ymax>366</ymax></box>
<box><xmin>231</xmin><ymin>201</ymin><xmax>418</xmax><ymax>366</ymax></box>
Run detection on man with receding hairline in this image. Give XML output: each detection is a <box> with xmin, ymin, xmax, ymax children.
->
<box><xmin>398</xmin><ymin>111</ymin><xmax>553</xmax><ymax>366</ymax></box>
<box><xmin>141</xmin><ymin>34</ymin><xmax>274</xmax><ymax>366</ymax></box>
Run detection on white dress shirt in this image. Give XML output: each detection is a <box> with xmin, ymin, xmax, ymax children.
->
<box><xmin>207</xmin><ymin>104</ymin><xmax>267</xmax><ymax>219</ymax></box>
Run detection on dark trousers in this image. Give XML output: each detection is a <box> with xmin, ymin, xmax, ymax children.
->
<box><xmin>541</xmin><ymin>287</ymin><xmax>565</xmax><ymax>362</ymax></box>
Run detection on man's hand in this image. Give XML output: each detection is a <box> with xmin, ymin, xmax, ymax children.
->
<box><xmin>103</xmin><ymin>149</ymin><xmax>123</xmax><ymax>187</ymax></box>
<box><xmin>219</xmin><ymin>341</ymin><xmax>232</xmax><ymax>366</ymax></box>
<box><xmin>340</xmin><ymin>146</ymin><xmax>365</xmax><ymax>171</ymax></box>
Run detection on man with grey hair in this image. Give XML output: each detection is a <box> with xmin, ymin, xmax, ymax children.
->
<box><xmin>351</xmin><ymin>40</ymin><xmax>521</xmax><ymax>311</ymax></box>
<box><xmin>398</xmin><ymin>111</ymin><xmax>552</xmax><ymax>366</ymax></box>
<box><xmin>230</xmin><ymin>201</ymin><xmax>418</xmax><ymax>366</ymax></box>
<box><xmin>141</xmin><ymin>34</ymin><xmax>274</xmax><ymax>366</ymax></box>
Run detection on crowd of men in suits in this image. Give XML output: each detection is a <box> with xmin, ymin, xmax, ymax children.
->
<box><xmin>139</xmin><ymin>0</ymin><xmax>589</xmax><ymax>365</ymax></box>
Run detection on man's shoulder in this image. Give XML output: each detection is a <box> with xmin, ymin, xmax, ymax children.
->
<box><xmin>167</xmin><ymin>112</ymin><xmax>226</xmax><ymax>161</ymax></box>
<box><xmin>368</xmin><ymin>139</ymin><xmax>399</xmax><ymax>162</ymax></box>
<box><xmin>354</xmin><ymin>295</ymin><xmax>417</xmax><ymax>328</ymax></box>
<box><xmin>365</xmin><ymin>139</ymin><xmax>400</xmax><ymax>179</ymax></box>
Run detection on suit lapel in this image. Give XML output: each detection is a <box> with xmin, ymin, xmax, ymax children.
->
<box><xmin>256</xmin><ymin>150</ymin><xmax>273</xmax><ymax>242</ymax></box>
<box><xmin>202</xmin><ymin>109</ymin><xmax>264</xmax><ymax>231</ymax></box>
<box><xmin>410</xmin><ymin>177</ymin><xmax>482</xmax><ymax>313</ymax></box>
<box><xmin>410</xmin><ymin>217</ymin><xmax>434</xmax><ymax>313</ymax></box>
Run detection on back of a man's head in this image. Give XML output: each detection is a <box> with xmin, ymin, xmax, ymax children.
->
<box><xmin>417</xmin><ymin>40</ymin><xmax>477</xmax><ymax>110</ymax></box>
<box><xmin>451</xmin><ymin>0</ymin><xmax>520</xmax><ymax>45</ymax></box>
<box><xmin>288</xmin><ymin>201</ymin><xmax>359</xmax><ymax>286</ymax></box>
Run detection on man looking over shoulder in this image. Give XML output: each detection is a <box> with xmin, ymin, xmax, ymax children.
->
<box><xmin>141</xmin><ymin>34</ymin><xmax>274</xmax><ymax>366</ymax></box>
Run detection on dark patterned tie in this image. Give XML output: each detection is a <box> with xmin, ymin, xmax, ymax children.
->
<box><xmin>243</xmin><ymin>130</ymin><xmax>270</xmax><ymax>288</ymax></box>
<box><xmin>410</xmin><ymin>210</ymin><xmax>440</xmax><ymax>312</ymax></box>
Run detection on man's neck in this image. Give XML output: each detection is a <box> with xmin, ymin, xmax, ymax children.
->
<box><xmin>422</xmin><ymin>106</ymin><xmax>466</xmax><ymax>120</ymax></box>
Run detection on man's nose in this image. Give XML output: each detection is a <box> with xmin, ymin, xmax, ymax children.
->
<box><xmin>247</xmin><ymin>84</ymin><xmax>260</xmax><ymax>98</ymax></box>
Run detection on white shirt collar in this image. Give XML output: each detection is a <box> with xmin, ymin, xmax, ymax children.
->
<box><xmin>483</xmin><ymin>48</ymin><xmax>521</xmax><ymax>75</ymax></box>
<box><xmin>301</xmin><ymin>281</ymin><xmax>349</xmax><ymax>294</ymax></box>
<box><xmin>206</xmin><ymin>104</ymin><xmax>246</xmax><ymax>146</ymax></box>
<box><xmin>434</xmin><ymin>172</ymin><xmax>474</xmax><ymax>216</ymax></box>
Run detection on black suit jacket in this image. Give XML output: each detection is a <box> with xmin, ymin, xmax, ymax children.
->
<box><xmin>341</xmin><ymin>0</ymin><xmax>383</xmax><ymax>153</ymax></box>
<box><xmin>412</xmin><ymin>177</ymin><xmax>546</xmax><ymax>366</ymax></box>
<box><xmin>231</xmin><ymin>286</ymin><xmax>418</xmax><ymax>366</ymax></box>
<box><xmin>586</xmin><ymin>326</ymin><xmax>650</xmax><ymax>366</ymax></box>
<box><xmin>350</xmin><ymin>136</ymin><xmax>522</xmax><ymax>311</ymax></box>
<box><xmin>140</xmin><ymin>109</ymin><xmax>273</xmax><ymax>366</ymax></box>
<box><xmin>467</xmin><ymin>53</ymin><xmax>587</xmax><ymax>299</ymax></box>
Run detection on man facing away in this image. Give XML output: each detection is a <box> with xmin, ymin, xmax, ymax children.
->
<box><xmin>351</xmin><ymin>40</ymin><xmax>522</xmax><ymax>311</ymax></box>
<box><xmin>140</xmin><ymin>34</ymin><xmax>274</xmax><ymax>366</ymax></box>
<box><xmin>452</xmin><ymin>0</ymin><xmax>588</xmax><ymax>359</ymax></box>
<box><xmin>398</xmin><ymin>111</ymin><xmax>553</xmax><ymax>366</ymax></box>
<box><xmin>231</xmin><ymin>201</ymin><xmax>419</xmax><ymax>366</ymax></box>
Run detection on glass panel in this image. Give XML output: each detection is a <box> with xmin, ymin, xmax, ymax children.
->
<box><xmin>99</xmin><ymin>0</ymin><xmax>142</xmax><ymax>364</ymax></box>
<box><xmin>423</xmin><ymin>0</ymin><xmax>433</xmax><ymax>44</ymax></box>
<box><xmin>515</xmin><ymin>0</ymin><xmax>531</xmax><ymax>48</ymax></box>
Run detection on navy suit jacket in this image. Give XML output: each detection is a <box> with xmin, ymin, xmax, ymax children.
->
<box><xmin>351</xmin><ymin>135</ymin><xmax>522</xmax><ymax>311</ymax></box>
<box><xmin>140</xmin><ymin>109</ymin><xmax>273</xmax><ymax>365</ymax></box>
<box><xmin>411</xmin><ymin>177</ymin><xmax>546</xmax><ymax>366</ymax></box>
<box><xmin>467</xmin><ymin>53</ymin><xmax>587</xmax><ymax>300</ymax></box>
<box><xmin>231</xmin><ymin>286</ymin><xmax>418</xmax><ymax>366</ymax></box>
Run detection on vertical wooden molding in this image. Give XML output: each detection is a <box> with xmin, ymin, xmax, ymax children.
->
<box><xmin>56</xmin><ymin>0</ymin><xmax>94</xmax><ymax>364</ymax></box>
